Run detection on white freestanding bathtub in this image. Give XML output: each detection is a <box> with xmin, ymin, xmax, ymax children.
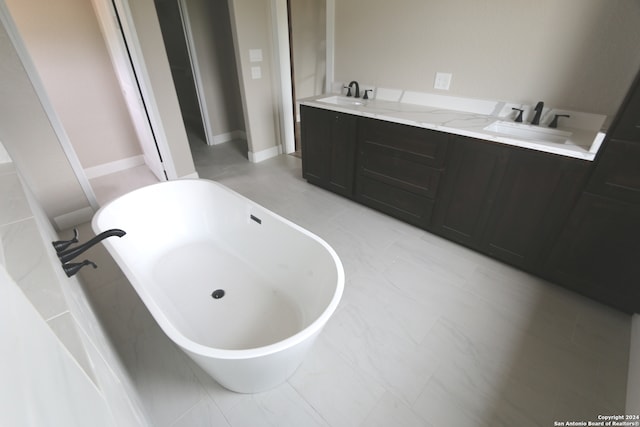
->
<box><xmin>92</xmin><ymin>179</ymin><xmax>344</xmax><ymax>393</ymax></box>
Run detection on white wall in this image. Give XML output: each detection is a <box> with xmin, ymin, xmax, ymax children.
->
<box><xmin>229</xmin><ymin>0</ymin><xmax>282</xmax><ymax>160</ymax></box>
<box><xmin>0</xmin><ymin>9</ymin><xmax>91</xmax><ymax>223</ymax></box>
<box><xmin>291</xmin><ymin>0</ymin><xmax>326</xmax><ymax>101</ymax></box>
<box><xmin>335</xmin><ymin>0</ymin><xmax>640</xmax><ymax>124</ymax></box>
<box><xmin>5</xmin><ymin>0</ymin><xmax>142</xmax><ymax>170</ymax></box>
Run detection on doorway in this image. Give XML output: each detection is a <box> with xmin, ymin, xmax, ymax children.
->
<box><xmin>153</xmin><ymin>0</ymin><xmax>208</xmax><ymax>145</ymax></box>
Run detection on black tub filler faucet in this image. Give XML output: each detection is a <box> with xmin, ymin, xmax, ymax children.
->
<box><xmin>52</xmin><ymin>228</ymin><xmax>126</xmax><ymax>276</ymax></box>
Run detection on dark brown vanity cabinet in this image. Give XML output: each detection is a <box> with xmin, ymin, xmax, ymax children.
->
<box><xmin>607</xmin><ymin>67</ymin><xmax>640</xmax><ymax>143</ymax></box>
<box><xmin>586</xmin><ymin>139</ymin><xmax>640</xmax><ymax>204</ymax></box>
<box><xmin>545</xmin><ymin>193</ymin><xmax>640</xmax><ymax>312</ymax></box>
<box><xmin>300</xmin><ymin>105</ymin><xmax>357</xmax><ymax>197</ymax></box>
<box><xmin>480</xmin><ymin>148</ymin><xmax>589</xmax><ymax>270</ymax></box>
<box><xmin>431</xmin><ymin>136</ymin><xmax>507</xmax><ymax>247</ymax></box>
<box><xmin>300</xmin><ymin>77</ymin><xmax>640</xmax><ymax>311</ymax></box>
<box><xmin>354</xmin><ymin>118</ymin><xmax>449</xmax><ymax>228</ymax></box>
<box><xmin>544</xmin><ymin>70</ymin><xmax>640</xmax><ymax>312</ymax></box>
<box><xmin>433</xmin><ymin>136</ymin><xmax>589</xmax><ymax>271</ymax></box>
<box><xmin>588</xmin><ymin>68</ymin><xmax>640</xmax><ymax>207</ymax></box>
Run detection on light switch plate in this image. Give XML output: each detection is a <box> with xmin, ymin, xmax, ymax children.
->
<box><xmin>434</xmin><ymin>72</ymin><xmax>452</xmax><ymax>90</ymax></box>
<box><xmin>249</xmin><ymin>49</ymin><xmax>263</xmax><ymax>63</ymax></box>
<box><xmin>251</xmin><ymin>66</ymin><xmax>262</xmax><ymax>80</ymax></box>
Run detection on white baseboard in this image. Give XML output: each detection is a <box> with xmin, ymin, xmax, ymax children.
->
<box><xmin>627</xmin><ymin>314</ymin><xmax>640</xmax><ymax>414</ymax></box>
<box><xmin>211</xmin><ymin>130</ymin><xmax>246</xmax><ymax>146</ymax></box>
<box><xmin>53</xmin><ymin>206</ymin><xmax>95</xmax><ymax>230</ymax></box>
<box><xmin>248</xmin><ymin>144</ymin><xmax>282</xmax><ymax>163</ymax></box>
<box><xmin>84</xmin><ymin>155</ymin><xmax>145</xmax><ymax>179</ymax></box>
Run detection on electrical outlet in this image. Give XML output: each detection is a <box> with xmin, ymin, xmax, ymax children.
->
<box><xmin>434</xmin><ymin>72</ymin><xmax>452</xmax><ymax>90</ymax></box>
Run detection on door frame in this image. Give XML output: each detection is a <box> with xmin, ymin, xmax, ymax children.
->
<box><xmin>97</xmin><ymin>0</ymin><xmax>180</xmax><ymax>180</ymax></box>
<box><xmin>273</xmin><ymin>0</ymin><xmax>295</xmax><ymax>154</ymax></box>
<box><xmin>273</xmin><ymin>0</ymin><xmax>334</xmax><ymax>155</ymax></box>
<box><xmin>91</xmin><ymin>0</ymin><xmax>168</xmax><ymax>181</ymax></box>
<box><xmin>100</xmin><ymin>0</ymin><xmax>334</xmax><ymax>165</ymax></box>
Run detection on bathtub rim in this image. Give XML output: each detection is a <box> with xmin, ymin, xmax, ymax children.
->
<box><xmin>92</xmin><ymin>179</ymin><xmax>345</xmax><ymax>361</ymax></box>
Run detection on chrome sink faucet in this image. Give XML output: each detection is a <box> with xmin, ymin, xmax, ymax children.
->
<box><xmin>531</xmin><ymin>101</ymin><xmax>544</xmax><ymax>125</ymax></box>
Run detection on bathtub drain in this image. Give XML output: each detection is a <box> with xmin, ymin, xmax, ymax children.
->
<box><xmin>211</xmin><ymin>289</ymin><xmax>225</xmax><ymax>299</ymax></box>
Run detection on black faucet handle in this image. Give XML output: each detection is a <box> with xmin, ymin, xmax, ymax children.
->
<box><xmin>63</xmin><ymin>259</ymin><xmax>97</xmax><ymax>277</ymax></box>
<box><xmin>549</xmin><ymin>114</ymin><xmax>570</xmax><ymax>128</ymax></box>
<box><xmin>52</xmin><ymin>228</ymin><xmax>79</xmax><ymax>253</ymax></box>
<box><xmin>363</xmin><ymin>89</ymin><xmax>373</xmax><ymax>100</ymax></box>
<box><xmin>511</xmin><ymin>108</ymin><xmax>524</xmax><ymax>123</ymax></box>
<box><xmin>343</xmin><ymin>86</ymin><xmax>352</xmax><ymax>97</ymax></box>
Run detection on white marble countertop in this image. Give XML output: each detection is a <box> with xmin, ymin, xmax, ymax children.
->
<box><xmin>300</xmin><ymin>92</ymin><xmax>606</xmax><ymax>161</ymax></box>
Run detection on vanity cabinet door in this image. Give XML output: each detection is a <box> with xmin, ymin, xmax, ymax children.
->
<box><xmin>480</xmin><ymin>148</ymin><xmax>589</xmax><ymax>271</ymax></box>
<box><xmin>544</xmin><ymin>192</ymin><xmax>640</xmax><ymax>313</ymax></box>
<box><xmin>301</xmin><ymin>105</ymin><xmax>357</xmax><ymax>197</ymax></box>
<box><xmin>588</xmin><ymin>67</ymin><xmax>640</xmax><ymax>205</ymax></box>
<box><xmin>433</xmin><ymin>137</ymin><xmax>588</xmax><ymax>272</ymax></box>
<box><xmin>587</xmin><ymin>139</ymin><xmax>640</xmax><ymax>204</ymax></box>
<box><xmin>432</xmin><ymin>136</ymin><xmax>507</xmax><ymax>248</ymax></box>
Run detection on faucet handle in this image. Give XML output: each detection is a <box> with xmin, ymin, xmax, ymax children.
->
<box><xmin>363</xmin><ymin>89</ymin><xmax>373</xmax><ymax>100</ymax></box>
<box><xmin>549</xmin><ymin>114</ymin><xmax>570</xmax><ymax>128</ymax></box>
<box><xmin>52</xmin><ymin>228</ymin><xmax>79</xmax><ymax>253</ymax></box>
<box><xmin>511</xmin><ymin>108</ymin><xmax>524</xmax><ymax>123</ymax></box>
<box><xmin>343</xmin><ymin>86</ymin><xmax>352</xmax><ymax>97</ymax></box>
<box><xmin>63</xmin><ymin>259</ymin><xmax>97</xmax><ymax>277</ymax></box>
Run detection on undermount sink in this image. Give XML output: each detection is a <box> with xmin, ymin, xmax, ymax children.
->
<box><xmin>317</xmin><ymin>96</ymin><xmax>365</xmax><ymax>107</ymax></box>
<box><xmin>483</xmin><ymin>121</ymin><xmax>572</xmax><ymax>144</ymax></box>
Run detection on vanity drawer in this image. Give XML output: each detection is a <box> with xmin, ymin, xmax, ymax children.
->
<box><xmin>358</xmin><ymin>117</ymin><xmax>449</xmax><ymax>168</ymax></box>
<box><xmin>356</xmin><ymin>175</ymin><xmax>435</xmax><ymax>228</ymax></box>
<box><xmin>358</xmin><ymin>141</ymin><xmax>442</xmax><ymax>198</ymax></box>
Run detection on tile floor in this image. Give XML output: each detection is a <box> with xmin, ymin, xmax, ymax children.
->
<box><xmin>77</xmin><ymin>137</ymin><xmax>631</xmax><ymax>427</ymax></box>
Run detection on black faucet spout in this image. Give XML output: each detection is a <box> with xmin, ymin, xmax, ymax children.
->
<box><xmin>58</xmin><ymin>229</ymin><xmax>126</xmax><ymax>264</ymax></box>
<box><xmin>348</xmin><ymin>81</ymin><xmax>360</xmax><ymax>98</ymax></box>
<box><xmin>531</xmin><ymin>101</ymin><xmax>544</xmax><ymax>125</ymax></box>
